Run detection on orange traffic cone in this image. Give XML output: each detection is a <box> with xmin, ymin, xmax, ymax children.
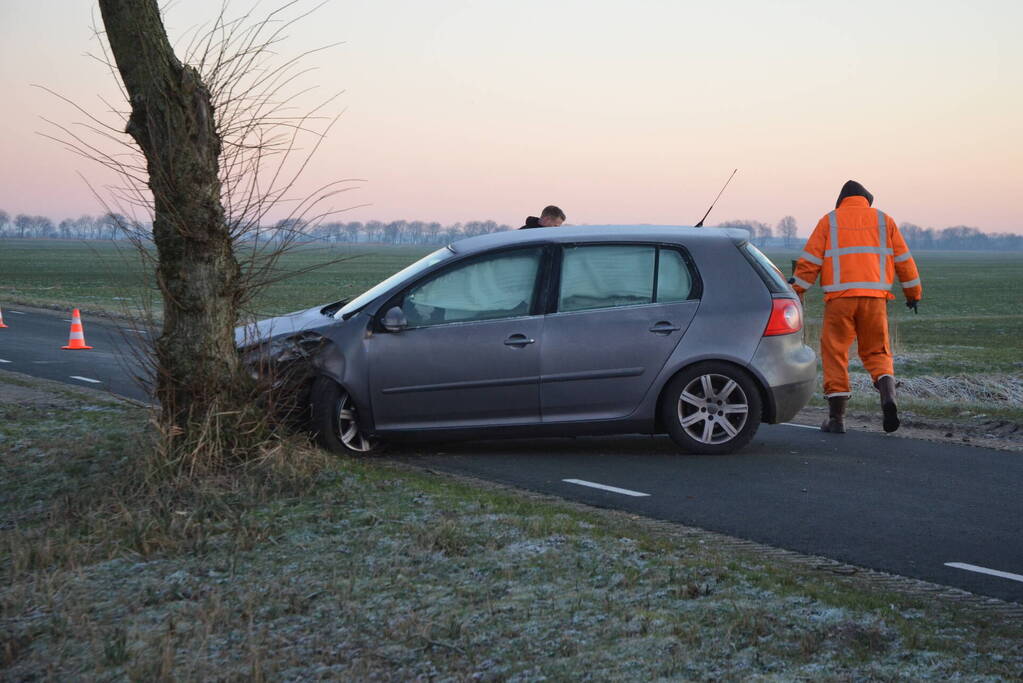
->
<box><xmin>0</xmin><ymin>304</ymin><xmax>7</xmax><ymax>328</ymax></box>
<box><xmin>62</xmin><ymin>309</ymin><xmax>93</xmax><ymax>350</ymax></box>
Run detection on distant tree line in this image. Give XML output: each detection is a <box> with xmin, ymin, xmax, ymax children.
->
<box><xmin>0</xmin><ymin>211</ymin><xmax>130</xmax><ymax>240</ymax></box>
<box><xmin>1</xmin><ymin>209</ymin><xmax>1018</xmax><ymax>250</ymax></box>
<box><xmin>0</xmin><ymin>210</ymin><xmax>513</xmax><ymax>245</ymax></box>
<box><xmin>896</xmin><ymin>223</ymin><xmax>1023</xmax><ymax>251</ymax></box>
<box><xmin>300</xmin><ymin>219</ymin><xmax>515</xmax><ymax>245</ymax></box>
<box><xmin>716</xmin><ymin>217</ymin><xmax>799</xmax><ymax>248</ymax></box>
<box><xmin>715</xmin><ymin>216</ymin><xmax>1022</xmax><ymax>251</ymax></box>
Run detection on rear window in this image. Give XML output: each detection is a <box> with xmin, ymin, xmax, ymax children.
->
<box><xmin>557</xmin><ymin>245</ymin><xmax>699</xmax><ymax>313</ymax></box>
<box><xmin>740</xmin><ymin>243</ymin><xmax>790</xmax><ymax>294</ymax></box>
<box><xmin>559</xmin><ymin>245</ymin><xmax>655</xmax><ymax>312</ymax></box>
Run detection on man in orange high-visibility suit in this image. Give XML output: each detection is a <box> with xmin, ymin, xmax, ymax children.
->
<box><xmin>790</xmin><ymin>180</ymin><xmax>922</xmax><ymax>434</ymax></box>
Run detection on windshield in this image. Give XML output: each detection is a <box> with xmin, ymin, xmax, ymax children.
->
<box><xmin>335</xmin><ymin>247</ymin><xmax>454</xmax><ymax>319</ymax></box>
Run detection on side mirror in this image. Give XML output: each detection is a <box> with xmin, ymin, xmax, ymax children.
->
<box><xmin>381</xmin><ymin>306</ymin><xmax>408</xmax><ymax>333</ymax></box>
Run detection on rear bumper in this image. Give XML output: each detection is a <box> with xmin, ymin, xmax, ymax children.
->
<box><xmin>748</xmin><ymin>333</ymin><xmax>817</xmax><ymax>423</ymax></box>
<box><xmin>769</xmin><ymin>377</ymin><xmax>816</xmax><ymax>423</ymax></box>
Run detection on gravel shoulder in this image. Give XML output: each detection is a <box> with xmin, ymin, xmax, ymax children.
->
<box><xmin>794</xmin><ymin>404</ymin><xmax>1023</xmax><ymax>453</ymax></box>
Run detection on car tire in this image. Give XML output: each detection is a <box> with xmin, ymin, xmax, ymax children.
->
<box><xmin>661</xmin><ymin>362</ymin><xmax>762</xmax><ymax>455</ymax></box>
<box><xmin>310</xmin><ymin>376</ymin><xmax>384</xmax><ymax>455</ymax></box>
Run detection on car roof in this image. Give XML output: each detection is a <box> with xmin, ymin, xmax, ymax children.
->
<box><xmin>447</xmin><ymin>225</ymin><xmax>751</xmax><ymax>254</ymax></box>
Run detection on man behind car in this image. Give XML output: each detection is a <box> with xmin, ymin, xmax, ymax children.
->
<box><xmin>520</xmin><ymin>205</ymin><xmax>566</xmax><ymax>229</ymax></box>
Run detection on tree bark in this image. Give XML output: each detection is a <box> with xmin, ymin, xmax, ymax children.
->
<box><xmin>98</xmin><ymin>0</ymin><xmax>245</xmax><ymax>437</ymax></box>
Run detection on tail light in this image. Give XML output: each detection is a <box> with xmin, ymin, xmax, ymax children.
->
<box><xmin>764</xmin><ymin>298</ymin><xmax>802</xmax><ymax>336</ymax></box>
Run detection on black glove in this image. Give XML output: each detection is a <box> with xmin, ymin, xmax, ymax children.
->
<box><xmin>906</xmin><ymin>299</ymin><xmax>919</xmax><ymax>314</ymax></box>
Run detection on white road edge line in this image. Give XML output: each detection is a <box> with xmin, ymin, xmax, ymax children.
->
<box><xmin>563</xmin><ymin>479</ymin><xmax>650</xmax><ymax>497</ymax></box>
<box><xmin>783</xmin><ymin>423</ymin><xmax>819</xmax><ymax>430</ymax></box>
<box><xmin>0</xmin><ymin>359</ymin><xmax>12</xmax><ymax>363</ymax></box>
<box><xmin>70</xmin><ymin>376</ymin><xmax>102</xmax><ymax>384</ymax></box>
<box><xmin>7</xmin><ymin>310</ymin><xmax>26</xmax><ymax>315</ymax></box>
<box><xmin>945</xmin><ymin>562</ymin><xmax>1023</xmax><ymax>584</ymax></box>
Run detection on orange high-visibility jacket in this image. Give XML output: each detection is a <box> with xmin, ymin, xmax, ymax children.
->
<box><xmin>791</xmin><ymin>196</ymin><xmax>922</xmax><ymax>302</ymax></box>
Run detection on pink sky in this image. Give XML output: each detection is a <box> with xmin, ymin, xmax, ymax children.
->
<box><xmin>1</xmin><ymin>0</ymin><xmax>1021</xmax><ymax>236</ymax></box>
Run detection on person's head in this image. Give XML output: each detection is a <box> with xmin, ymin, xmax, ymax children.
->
<box><xmin>836</xmin><ymin>180</ymin><xmax>874</xmax><ymax>208</ymax></box>
<box><xmin>539</xmin><ymin>205</ymin><xmax>566</xmax><ymax>227</ymax></box>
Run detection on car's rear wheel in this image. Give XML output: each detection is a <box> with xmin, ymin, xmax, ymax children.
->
<box><xmin>661</xmin><ymin>362</ymin><xmax>762</xmax><ymax>454</ymax></box>
<box><xmin>310</xmin><ymin>377</ymin><xmax>383</xmax><ymax>455</ymax></box>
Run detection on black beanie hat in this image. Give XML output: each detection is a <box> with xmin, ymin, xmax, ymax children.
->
<box><xmin>836</xmin><ymin>180</ymin><xmax>873</xmax><ymax>208</ymax></box>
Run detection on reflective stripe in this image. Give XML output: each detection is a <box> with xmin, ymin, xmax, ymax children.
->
<box><xmin>894</xmin><ymin>251</ymin><xmax>913</xmax><ymax>263</ymax></box>
<box><xmin>901</xmin><ymin>278</ymin><xmax>921</xmax><ymax>288</ymax></box>
<box><xmin>800</xmin><ymin>251</ymin><xmax>823</xmax><ymax>266</ymax></box>
<box><xmin>824</xmin><ymin>391</ymin><xmax>852</xmax><ymax>399</ymax></box>
<box><xmin>822</xmin><ymin>281</ymin><xmax>893</xmax><ymax>292</ymax></box>
<box><xmin>792</xmin><ymin>276</ymin><xmax>813</xmax><ymax>289</ymax></box>
<box><xmin>824</xmin><ymin>246</ymin><xmax>893</xmax><ymax>257</ymax></box>
<box><xmin>828</xmin><ymin>212</ymin><xmax>840</xmax><ymax>284</ymax></box>
<box><xmin>877</xmin><ymin>210</ymin><xmax>887</xmax><ymax>285</ymax></box>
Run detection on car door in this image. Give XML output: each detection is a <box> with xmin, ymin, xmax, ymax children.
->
<box><xmin>541</xmin><ymin>244</ymin><xmax>700</xmax><ymax>422</ymax></box>
<box><xmin>369</xmin><ymin>246</ymin><xmax>547</xmax><ymax>431</ymax></box>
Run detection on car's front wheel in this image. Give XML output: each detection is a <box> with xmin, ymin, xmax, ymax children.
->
<box><xmin>661</xmin><ymin>362</ymin><xmax>762</xmax><ymax>454</ymax></box>
<box><xmin>310</xmin><ymin>377</ymin><xmax>383</xmax><ymax>455</ymax></box>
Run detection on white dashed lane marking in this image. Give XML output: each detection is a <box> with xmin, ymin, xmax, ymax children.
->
<box><xmin>0</xmin><ymin>359</ymin><xmax>11</xmax><ymax>363</ymax></box>
<box><xmin>783</xmin><ymin>423</ymin><xmax>819</xmax><ymax>430</ymax></box>
<box><xmin>563</xmin><ymin>479</ymin><xmax>650</xmax><ymax>497</ymax></box>
<box><xmin>6</xmin><ymin>310</ymin><xmax>25</xmax><ymax>314</ymax></box>
<box><xmin>70</xmin><ymin>376</ymin><xmax>102</xmax><ymax>384</ymax></box>
<box><xmin>945</xmin><ymin>562</ymin><xmax>1023</xmax><ymax>584</ymax></box>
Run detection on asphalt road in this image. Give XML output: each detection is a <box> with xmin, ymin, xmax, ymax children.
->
<box><xmin>1</xmin><ymin>305</ymin><xmax>1021</xmax><ymax>603</ymax></box>
<box><xmin>0</xmin><ymin>305</ymin><xmax>150</xmax><ymax>401</ymax></box>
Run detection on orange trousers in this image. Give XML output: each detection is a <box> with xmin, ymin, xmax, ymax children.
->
<box><xmin>820</xmin><ymin>297</ymin><xmax>894</xmax><ymax>398</ymax></box>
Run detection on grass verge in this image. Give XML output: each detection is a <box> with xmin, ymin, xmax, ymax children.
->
<box><xmin>2</xmin><ymin>371</ymin><xmax>1021</xmax><ymax>680</ymax></box>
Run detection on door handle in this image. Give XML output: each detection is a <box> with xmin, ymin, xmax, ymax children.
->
<box><xmin>504</xmin><ymin>334</ymin><xmax>536</xmax><ymax>347</ymax></box>
<box><xmin>649</xmin><ymin>321</ymin><xmax>681</xmax><ymax>335</ymax></box>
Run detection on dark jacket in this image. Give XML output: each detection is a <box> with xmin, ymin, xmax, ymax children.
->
<box><xmin>519</xmin><ymin>216</ymin><xmax>542</xmax><ymax>229</ymax></box>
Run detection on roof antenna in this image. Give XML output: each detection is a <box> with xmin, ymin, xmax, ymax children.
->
<box><xmin>694</xmin><ymin>168</ymin><xmax>738</xmax><ymax>227</ymax></box>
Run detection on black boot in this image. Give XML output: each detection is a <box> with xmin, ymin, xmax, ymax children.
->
<box><xmin>820</xmin><ymin>396</ymin><xmax>848</xmax><ymax>433</ymax></box>
<box><xmin>875</xmin><ymin>376</ymin><xmax>900</xmax><ymax>433</ymax></box>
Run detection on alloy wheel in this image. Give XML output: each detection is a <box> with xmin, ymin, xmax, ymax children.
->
<box><xmin>676</xmin><ymin>373</ymin><xmax>750</xmax><ymax>445</ymax></box>
<box><xmin>336</xmin><ymin>390</ymin><xmax>378</xmax><ymax>453</ymax></box>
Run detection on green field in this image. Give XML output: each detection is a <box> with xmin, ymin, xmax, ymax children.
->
<box><xmin>0</xmin><ymin>239</ymin><xmax>433</xmax><ymax>320</ymax></box>
<box><xmin>764</xmin><ymin>249</ymin><xmax>1023</xmax><ymax>377</ymax></box>
<box><xmin>2</xmin><ymin>239</ymin><xmax>1021</xmax><ymax>417</ymax></box>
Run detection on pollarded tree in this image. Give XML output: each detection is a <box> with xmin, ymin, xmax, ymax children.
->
<box><xmin>90</xmin><ymin>0</ymin><xmax>354</xmax><ymax>468</ymax></box>
<box><xmin>97</xmin><ymin>0</ymin><xmax>253</xmax><ymax>461</ymax></box>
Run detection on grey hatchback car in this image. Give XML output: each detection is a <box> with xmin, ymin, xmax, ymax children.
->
<box><xmin>237</xmin><ymin>226</ymin><xmax>816</xmax><ymax>455</ymax></box>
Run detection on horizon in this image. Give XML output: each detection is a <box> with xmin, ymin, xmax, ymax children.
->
<box><xmin>1</xmin><ymin>1</ymin><xmax>1021</xmax><ymax>237</ymax></box>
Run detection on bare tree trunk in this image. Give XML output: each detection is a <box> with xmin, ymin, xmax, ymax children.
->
<box><xmin>98</xmin><ymin>0</ymin><xmax>246</xmax><ymax>443</ymax></box>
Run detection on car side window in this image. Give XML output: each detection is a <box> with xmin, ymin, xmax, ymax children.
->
<box><xmin>559</xmin><ymin>245</ymin><xmax>656</xmax><ymax>312</ymax></box>
<box><xmin>656</xmin><ymin>248</ymin><xmax>695</xmax><ymax>302</ymax></box>
<box><xmin>404</xmin><ymin>248</ymin><xmax>543</xmax><ymax>328</ymax></box>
